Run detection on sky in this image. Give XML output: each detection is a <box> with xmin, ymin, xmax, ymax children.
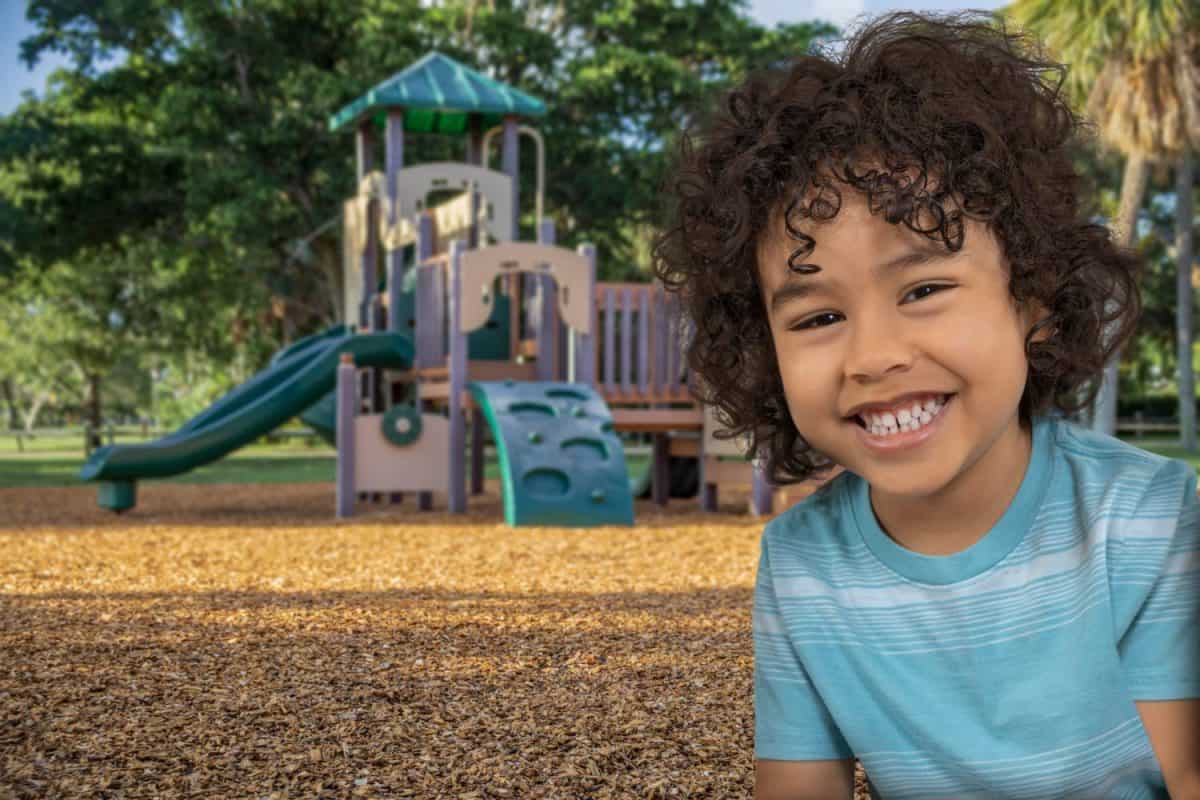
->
<box><xmin>0</xmin><ymin>0</ymin><xmax>1009</xmax><ymax>115</ymax></box>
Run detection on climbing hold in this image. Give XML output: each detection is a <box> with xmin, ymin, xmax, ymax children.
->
<box><xmin>523</xmin><ymin>467</ymin><xmax>570</xmax><ymax>497</ymax></box>
<box><xmin>572</xmin><ymin>406</ymin><xmax>587</xmax><ymax>418</ymax></box>
<box><xmin>381</xmin><ymin>405</ymin><xmax>422</xmax><ymax>446</ymax></box>
<box><xmin>546</xmin><ymin>387</ymin><xmax>588</xmax><ymax>402</ymax></box>
<box><xmin>509</xmin><ymin>401</ymin><xmax>555</xmax><ymax>419</ymax></box>
<box><xmin>590</xmin><ymin>488</ymin><xmax>606</xmax><ymax>503</ymax></box>
<box><xmin>528</xmin><ymin>431</ymin><xmax>544</xmax><ymax>444</ymax></box>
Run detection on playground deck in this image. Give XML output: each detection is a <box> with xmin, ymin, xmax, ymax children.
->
<box><xmin>0</xmin><ymin>481</ymin><xmax>868</xmax><ymax>799</ymax></box>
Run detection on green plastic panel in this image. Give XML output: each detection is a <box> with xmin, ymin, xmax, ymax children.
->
<box><xmin>469</xmin><ymin>381</ymin><xmax>634</xmax><ymax>527</ymax></box>
<box><xmin>98</xmin><ymin>480</ymin><xmax>136</xmax><ymax>513</ymax></box>
<box><xmin>390</xmin><ymin>288</ymin><xmax>511</xmax><ymax>361</ymax></box>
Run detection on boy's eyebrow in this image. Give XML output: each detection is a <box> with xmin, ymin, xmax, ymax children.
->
<box><xmin>768</xmin><ymin>242</ymin><xmax>951</xmax><ymax>314</ymax></box>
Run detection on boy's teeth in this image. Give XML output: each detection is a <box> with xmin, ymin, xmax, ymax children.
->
<box><xmin>864</xmin><ymin>395</ymin><xmax>946</xmax><ymax>436</ymax></box>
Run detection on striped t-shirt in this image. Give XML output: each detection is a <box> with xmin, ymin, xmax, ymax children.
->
<box><xmin>753</xmin><ymin>415</ymin><xmax>1200</xmax><ymax>798</ymax></box>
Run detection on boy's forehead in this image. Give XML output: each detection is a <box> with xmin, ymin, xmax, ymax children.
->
<box><xmin>756</xmin><ymin>188</ymin><xmax>885</xmax><ymax>271</ymax></box>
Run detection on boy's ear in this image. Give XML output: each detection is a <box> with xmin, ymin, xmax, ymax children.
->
<box><xmin>1025</xmin><ymin>301</ymin><xmax>1054</xmax><ymax>344</ymax></box>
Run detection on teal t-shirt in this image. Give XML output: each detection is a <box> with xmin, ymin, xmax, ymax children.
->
<box><xmin>753</xmin><ymin>415</ymin><xmax>1200</xmax><ymax>798</ymax></box>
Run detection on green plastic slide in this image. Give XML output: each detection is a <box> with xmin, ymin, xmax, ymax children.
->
<box><xmin>79</xmin><ymin>332</ymin><xmax>412</xmax><ymax>512</ymax></box>
<box><xmin>176</xmin><ymin>324</ymin><xmax>347</xmax><ymax>438</ymax></box>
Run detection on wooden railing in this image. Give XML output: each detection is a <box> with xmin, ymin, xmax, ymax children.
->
<box><xmin>593</xmin><ymin>281</ymin><xmax>691</xmax><ymax>406</ymax></box>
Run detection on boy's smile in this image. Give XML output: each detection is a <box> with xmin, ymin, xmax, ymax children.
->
<box><xmin>757</xmin><ymin>187</ymin><xmax>1048</xmax><ymax>555</ymax></box>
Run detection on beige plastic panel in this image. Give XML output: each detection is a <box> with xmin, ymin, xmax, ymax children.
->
<box><xmin>354</xmin><ymin>165</ymin><xmax>511</xmax><ymax>252</ymax></box>
<box><xmin>396</xmin><ymin>163</ymin><xmax>513</xmax><ymax>244</ymax></box>
<box><xmin>353</xmin><ymin>413</ymin><xmax>451</xmax><ymax>493</ymax></box>
<box><xmin>353</xmin><ymin>172</ymin><xmax>414</xmax><ymax>251</ymax></box>
<box><xmin>343</xmin><ymin>197</ymin><xmax>365</xmax><ymax>327</ymax></box>
<box><xmin>459</xmin><ymin>243</ymin><xmax>592</xmax><ymax>335</ymax></box>
<box><xmin>703</xmin><ymin>403</ymin><xmax>752</xmax><ymax>458</ymax></box>
<box><xmin>431</xmin><ymin>191</ymin><xmax>486</xmax><ymax>252</ymax></box>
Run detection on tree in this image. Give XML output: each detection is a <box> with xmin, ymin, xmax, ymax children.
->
<box><xmin>4</xmin><ymin>0</ymin><xmax>837</xmax><ymax>427</ymax></box>
<box><xmin>0</xmin><ymin>281</ymin><xmax>84</xmax><ymax>441</ymax></box>
<box><xmin>1005</xmin><ymin>0</ymin><xmax>1198</xmax><ymax>438</ymax></box>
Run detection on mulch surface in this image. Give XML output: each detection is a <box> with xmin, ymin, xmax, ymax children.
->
<box><xmin>0</xmin><ymin>482</ymin><xmax>866</xmax><ymax>799</ymax></box>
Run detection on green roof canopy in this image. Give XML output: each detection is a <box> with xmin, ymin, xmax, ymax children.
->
<box><xmin>329</xmin><ymin>51</ymin><xmax>547</xmax><ymax>134</ymax></box>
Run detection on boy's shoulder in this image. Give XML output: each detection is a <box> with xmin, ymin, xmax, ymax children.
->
<box><xmin>1047</xmin><ymin>416</ymin><xmax>1191</xmax><ymax>488</ymax></box>
<box><xmin>763</xmin><ymin>469</ymin><xmax>858</xmax><ymax>545</ymax></box>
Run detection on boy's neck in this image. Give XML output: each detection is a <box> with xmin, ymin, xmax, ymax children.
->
<box><xmin>868</xmin><ymin>417</ymin><xmax>1034</xmax><ymax>557</ymax></box>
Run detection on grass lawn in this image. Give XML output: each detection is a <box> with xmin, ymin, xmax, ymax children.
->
<box><xmin>0</xmin><ymin>431</ymin><xmax>652</xmax><ymax>489</ymax></box>
<box><xmin>1</xmin><ymin>428</ymin><xmax>1193</xmax><ymax>490</ymax></box>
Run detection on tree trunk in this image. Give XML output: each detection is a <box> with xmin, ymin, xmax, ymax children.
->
<box><xmin>1178</xmin><ymin>151</ymin><xmax>1196</xmax><ymax>451</ymax></box>
<box><xmin>22</xmin><ymin>391</ymin><xmax>48</xmax><ymax>433</ymax></box>
<box><xmin>86</xmin><ymin>372</ymin><xmax>103</xmax><ymax>449</ymax></box>
<box><xmin>315</xmin><ymin>236</ymin><xmax>344</xmax><ymax>325</ymax></box>
<box><xmin>0</xmin><ymin>378</ymin><xmax>19</xmax><ymax>430</ymax></box>
<box><xmin>1093</xmin><ymin>153</ymin><xmax>1150</xmax><ymax>436</ymax></box>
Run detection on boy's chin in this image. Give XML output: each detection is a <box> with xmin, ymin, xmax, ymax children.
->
<box><xmin>862</xmin><ymin>470</ymin><xmax>956</xmax><ymax>501</ymax></box>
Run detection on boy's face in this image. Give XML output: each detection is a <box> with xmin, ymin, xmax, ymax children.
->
<box><xmin>756</xmin><ymin>186</ymin><xmax>1043</xmax><ymax>499</ymax></box>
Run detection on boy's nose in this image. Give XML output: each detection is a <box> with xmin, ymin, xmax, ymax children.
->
<box><xmin>842</xmin><ymin>317</ymin><xmax>915</xmax><ymax>381</ymax></box>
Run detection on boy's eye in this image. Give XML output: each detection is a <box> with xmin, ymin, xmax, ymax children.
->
<box><xmin>791</xmin><ymin>312</ymin><xmax>843</xmax><ymax>331</ymax></box>
<box><xmin>903</xmin><ymin>283</ymin><xmax>953</xmax><ymax>302</ymax></box>
<box><xmin>787</xmin><ymin>284</ymin><xmax>953</xmax><ymax>332</ymax></box>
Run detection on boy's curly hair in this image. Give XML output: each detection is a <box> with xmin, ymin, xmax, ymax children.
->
<box><xmin>652</xmin><ymin>10</ymin><xmax>1143</xmax><ymax>485</ymax></box>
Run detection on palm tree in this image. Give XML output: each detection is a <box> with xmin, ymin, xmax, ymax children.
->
<box><xmin>1004</xmin><ymin>0</ymin><xmax>1197</xmax><ymax>438</ymax></box>
<box><xmin>1173</xmin><ymin>30</ymin><xmax>1199</xmax><ymax>450</ymax></box>
<box><xmin>1176</xmin><ymin>150</ymin><xmax>1195</xmax><ymax>450</ymax></box>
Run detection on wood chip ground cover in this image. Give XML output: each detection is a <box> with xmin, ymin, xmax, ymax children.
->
<box><xmin>0</xmin><ymin>483</ymin><xmax>868</xmax><ymax>799</ymax></box>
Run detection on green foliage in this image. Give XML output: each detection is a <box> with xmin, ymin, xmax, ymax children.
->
<box><xmin>1003</xmin><ymin>0</ymin><xmax>1191</xmax><ymax>108</ymax></box>
<box><xmin>0</xmin><ymin>278</ymin><xmax>84</xmax><ymax>428</ymax></box>
<box><xmin>1116</xmin><ymin>186</ymin><xmax>1200</xmax><ymax>397</ymax></box>
<box><xmin>0</xmin><ymin>0</ymin><xmax>832</xmax><ymax>425</ymax></box>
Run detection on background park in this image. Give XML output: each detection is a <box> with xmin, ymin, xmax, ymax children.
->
<box><xmin>1</xmin><ymin>0</ymin><xmax>1197</xmax><ymax>798</ymax></box>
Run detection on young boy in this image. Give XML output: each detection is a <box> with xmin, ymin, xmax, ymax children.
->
<box><xmin>654</xmin><ymin>11</ymin><xmax>1200</xmax><ymax>800</ymax></box>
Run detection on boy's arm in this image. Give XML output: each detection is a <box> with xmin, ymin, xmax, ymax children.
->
<box><xmin>755</xmin><ymin>757</ymin><xmax>856</xmax><ymax>800</ymax></box>
<box><xmin>1112</xmin><ymin>459</ymin><xmax>1200</xmax><ymax>798</ymax></box>
<box><xmin>1134</xmin><ymin>699</ymin><xmax>1200</xmax><ymax>800</ymax></box>
<box><xmin>753</xmin><ymin>528</ymin><xmax>856</xmax><ymax>792</ymax></box>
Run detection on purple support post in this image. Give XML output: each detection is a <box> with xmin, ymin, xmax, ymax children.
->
<box><xmin>447</xmin><ymin>239</ymin><xmax>467</xmax><ymax>513</ymax></box>
<box><xmin>536</xmin><ymin>219</ymin><xmax>557</xmax><ymax>381</ymax></box>
<box><xmin>356</xmin><ymin>123</ymin><xmax>378</xmax><ymax>331</ymax></box>
<box><xmin>466</xmin><ymin>113</ymin><xmax>482</xmax><ymax>165</ymax></box>
<box><xmin>654</xmin><ymin>287</ymin><xmax>668</xmax><ymax>397</ymax></box>
<box><xmin>700</xmin><ymin>425</ymin><xmax>717</xmax><ymax>512</ymax></box>
<box><xmin>468</xmin><ymin>184</ymin><xmax>480</xmax><ymax>250</ymax></box>
<box><xmin>357</xmin><ymin>122</ymin><xmax>379</xmax><ymax>437</ymax></box>
<box><xmin>336</xmin><ymin>353</ymin><xmax>357</xmax><ymax>519</ymax></box>
<box><xmin>638</xmin><ymin>289</ymin><xmax>649</xmax><ymax>396</ymax></box>
<box><xmin>385</xmin><ymin>110</ymin><xmax>405</xmax><ymax>336</ymax></box>
<box><xmin>603</xmin><ymin>287</ymin><xmax>616</xmax><ymax>396</ymax></box>
<box><xmin>434</xmin><ymin>262</ymin><xmax>448</xmax><ymax>361</ymax></box>
<box><xmin>471</xmin><ymin>408</ymin><xmax>485</xmax><ymax>495</ymax></box>
<box><xmin>665</xmin><ymin>294</ymin><xmax>681</xmax><ymax>396</ymax></box>
<box><xmin>573</xmin><ymin>244</ymin><xmax>596</xmax><ymax>385</ymax></box>
<box><xmin>652</xmin><ymin>433</ymin><xmax>669</xmax><ymax>507</ymax></box>
<box><xmin>413</xmin><ymin>215</ymin><xmax>438</xmax><ymax>369</ymax></box>
<box><xmin>620</xmin><ymin>287</ymin><xmax>633</xmax><ymax>396</ymax></box>
<box><xmin>502</xmin><ymin>115</ymin><xmax>519</xmax><ymax>241</ymax></box>
<box><xmin>548</xmin><ymin>218</ymin><xmax>566</xmax><ymax>381</ymax></box>
<box><xmin>751</xmin><ymin>454</ymin><xmax>773</xmax><ymax>517</ymax></box>
<box><xmin>467</xmin><ymin>114</ymin><xmax>483</xmax><ymax>248</ymax></box>
<box><xmin>523</xmin><ymin>271</ymin><xmax>536</xmax><ymax>348</ymax></box>
<box><xmin>413</xmin><ymin>213</ymin><xmax>437</xmax><ymax>511</ymax></box>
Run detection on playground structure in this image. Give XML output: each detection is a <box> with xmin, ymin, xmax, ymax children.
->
<box><xmin>79</xmin><ymin>52</ymin><xmax>795</xmax><ymax>522</ymax></box>
<box><xmin>328</xmin><ymin>52</ymin><xmax>789</xmax><ymax>525</ymax></box>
